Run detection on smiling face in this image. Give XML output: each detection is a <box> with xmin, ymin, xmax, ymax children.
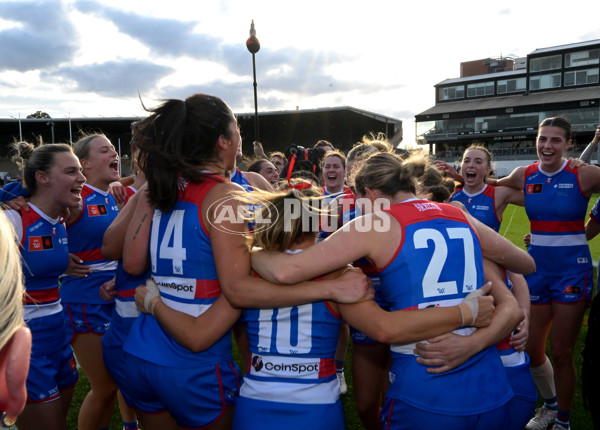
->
<box><xmin>46</xmin><ymin>151</ymin><xmax>86</xmax><ymax>209</ymax></box>
<box><xmin>80</xmin><ymin>136</ymin><xmax>120</xmax><ymax>186</ymax></box>
<box><xmin>537</xmin><ymin>125</ymin><xmax>571</xmax><ymax>172</ymax></box>
<box><xmin>322</xmin><ymin>154</ymin><xmax>345</xmax><ymax>193</ymax></box>
<box><xmin>460</xmin><ymin>148</ymin><xmax>491</xmax><ymax>191</ymax></box>
<box><xmin>258</xmin><ymin>161</ymin><xmax>280</xmax><ymax>185</ymax></box>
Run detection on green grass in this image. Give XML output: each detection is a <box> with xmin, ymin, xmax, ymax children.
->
<box><xmin>67</xmin><ymin>197</ymin><xmax>600</xmax><ymax>429</ymax></box>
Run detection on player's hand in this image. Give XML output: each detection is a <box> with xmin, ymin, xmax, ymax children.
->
<box><xmin>1</xmin><ymin>196</ymin><xmax>29</xmax><ymax>211</ymax></box>
<box><xmin>99</xmin><ymin>277</ymin><xmax>116</xmax><ymax>301</ymax></box>
<box><xmin>135</xmin><ymin>278</ymin><xmax>161</xmax><ymax>315</ymax></box>
<box><xmin>509</xmin><ymin>313</ymin><xmax>529</xmax><ymax>352</ymax></box>
<box><xmin>64</xmin><ymin>253</ymin><xmax>91</xmax><ymax>277</ymax></box>
<box><xmin>331</xmin><ymin>266</ymin><xmax>373</xmax><ymax>304</ymax></box>
<box><xmin>110</xmin><ymin>182</ymin><xmax>128</xmax><ymax>205</ymax></box>
<box><xmin>414</xmin><ymin>332</ymin><xmax>474</xmax><ymax>374</ymax></box>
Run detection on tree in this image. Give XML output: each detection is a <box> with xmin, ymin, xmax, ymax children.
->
<box><xmin>26</xmin><ymin>110</ymin><xmax>51</xmax><ymax>119</ymax></box>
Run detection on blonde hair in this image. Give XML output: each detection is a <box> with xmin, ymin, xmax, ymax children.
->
<box><xmin>357</xmin><ymin>132</ymin><xmax>393</xmax><ymax>154</ymax></box>
<box><xmin>236</xmin><ymin>181</ymin><xmax>324</xmax><ymax>252</ymax></box>
<box><xmin>0</xmin><ymin>211</ymin><xmax>25</xmax><ymax>351</ymax></box>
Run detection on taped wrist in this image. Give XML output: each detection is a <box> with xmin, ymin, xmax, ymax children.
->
<box><xmin>144</xmin><ymin>279</ymin><xmax>161</xmax><ymax>316</ymax></box>
<box><xmin>463</xmin><ymin>283</ymin><xmax>488</xmax><ymax>325</ymax></box>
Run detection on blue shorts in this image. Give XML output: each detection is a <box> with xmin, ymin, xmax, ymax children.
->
<box><xmin>103</xmin><ymin>345</ymin><xmax>134</xmax><ymax>406</ymax></box>
<box><xmin>27</xmin><ymin>344</ymin><xmax>79</xmax><ymax>403</ymax></box>
<box><xmin>233</xmin><ymin>396</ymin><xmax>344</xmax><ymax>430</ymax></box>
<box><xmin>504</xmin><ymin>355</ymin><xmax>537</xmax><ymax>430</ymax></box>
<box><xmin>526</xmin><ymin>270</ymin><xmax>592</xmax><ymax>304</ymax></box>
<box><xmin>125</xmin><ymin>353</ymin><xmax>240</xmax><ymax>428</ymax></box>
<box><xmin>64</xmin><ymin>302</ymin><xmax>115</xmax><ymax>340</ymax></box>
<box><xmin>381</xmin><ymin>397</ymin><xmax>512</xmax><ymax>430</ymax></box>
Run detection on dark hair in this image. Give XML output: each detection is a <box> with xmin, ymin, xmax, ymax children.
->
<box><xmin>136</xmin><ymin>93</ymin><xmax>235</xmax><ymax>212</ymax></box>
<box><xmin>11</xmin><ymin>141</ymin><xmax>73</xmax><ymax>195</ymax></box>
<box><xmin>247</xmin><ymin>158</ymin><xmax>269</xmax><ymax>174</ymax></box>
<box><xmin>269</xmin><ymin>151</ymin><xmax>287</xmax><ymax>163</ymax></box>
<box><xmin>539</xmin><ymin>116</ymin><xmax>572</xmax><ymax>141</ymax></box>
<box><xmin>314</xmin><ymin>140</ymin><xmax>334</xmax><ymax>150</ymax></box>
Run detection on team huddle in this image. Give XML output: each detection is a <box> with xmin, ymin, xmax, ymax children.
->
<box><xmin>2</xmin><ymin>92</ymin><xmax>600</xmax><ymax>430</ymax></box>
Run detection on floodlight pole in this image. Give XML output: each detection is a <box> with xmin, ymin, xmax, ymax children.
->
<box><xmin>246</xmin><ymin>20</ymin><xmax>260</xmax><ymax>143</ymax></box>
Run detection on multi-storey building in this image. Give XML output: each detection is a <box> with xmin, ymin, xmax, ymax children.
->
<box><xmin>416</xmin><ymin>40</ymin><xmax>600</xmax><ymax>176</ymax></box>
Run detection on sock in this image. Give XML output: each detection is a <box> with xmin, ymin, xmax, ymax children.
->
<box><xmin>530</xmin><ymin>355</ymin><xmax>556</xmax><ymax>401</ymax></box>
<box><xmin>123</xmin><ymin>420</ymin><xmax>139</xmax><ymax>430</ymax></box>
<box><xmin>335</xmin><ymin>359</ymin><xmax>344</xmax><ymax>373</ymax></box>
<box><xmin>543</xmin><ymin>396</ymin><xmax>558</xmax><ymax>411</ymax></box>
<box><xmin>555</xmin><ymin>409</ymin><xmax>570</xmax><ymax>429</ymax></box>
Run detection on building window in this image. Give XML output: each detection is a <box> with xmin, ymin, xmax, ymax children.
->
<box><xmin>439</xmin><ymin>85</ymin><xmax>465</xmax><ymax>101</ymax></box>
<box><xmin>530</xmin><ymin>55</ymin><xmax>562</xmax><ymax>72</ymax></box>
<box><xmin>529</xmin><ymin>73</ymin><xmax>561</xmax><ymax>90</ymax></box>
<box><xmin>467</xmin><ymin>81</ymin><xmax>494</xmax><ymax>98</ymax></box>
<box><xmin>564</xmin><ymin>68</ymin><xmax>600</xmax><ymax>86</ymax></box>
<box><xmin>565</xmin><ymin>49</ymin><xmax>600</xmax><ymax>68</ymax></box>
<box><xmin>497</xmin><ymin>77</ymin><xmax>526</xmax><ymax>94</ymax></box>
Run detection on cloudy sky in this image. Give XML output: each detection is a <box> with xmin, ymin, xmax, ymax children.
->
<box><xmin>1</xmin><ymin>0</ymin><xmax>599</xmax><ymax>146</ymax></box>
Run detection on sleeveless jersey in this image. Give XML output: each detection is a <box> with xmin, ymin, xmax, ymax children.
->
<box><xmin>379</xmin><ymin>199</ymin><xmax>512</xmax><ymax>415</ymax></box>
<box><xmin>524</xmin><ymin>161</ymin><xmax>591</xmax><ymax>275</ymax></box>
<box><xmin>240</xmin><ymin>251</ymin><xmax>340</xmax><ymax>405</ymax></box>
<box><xmin>231</xmin><ymin>167</ymin><xmax>254</xmax><ymax>192</ymax></box>
<box><xmin>450</xmin><ymin>184</ymin><xmax>501</xmax><ymax>232</ymax></box>
<box><xmin>60</xmin><ymin>184</ymin><xmax>119</xmax><ymax>304</ymax></box>
<box><xmin>102</xmin><ymin>183</ymin><xmax>149</xmax><ymax>348</ymax></box>
<box><xmin>124</xmin><ymin>175</ymin><xmax>233</xmax><ymax>368</ymax></box>
<box><xmin>319</xmin><ymin>186</ymin><xmax>357</xmax><ymax>240</ymax></box>
<box><xmin>8</xmin><ymin>205</ymin><xmax>70</xmax><ymax>354</ymax></box>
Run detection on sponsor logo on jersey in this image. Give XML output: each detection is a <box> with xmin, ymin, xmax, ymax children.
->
<box><xmin>474</xmin><ymin>205</ymin><xmax>490</xmax><ymax>211</ymax></box>
<box><xmin>558</xmin><ymin>183</ymin><xmax>574</xmax><ymax>189</ymax></box>
<box><xmin>28</xmin><ymin>235</ymin><xmax>53</xmax><ymax>251</ymax></box>
<box><xmin>252</xmin><ymin>355</ymin><xmax>263</xmax><ymax>371</ymax></box>
<box><xmin>252</xmin><ymin>355</ymin><xmax>321</xmax><ymax>375</ymax></box>
<box><xmin>526</xmin><ymin>183</ymin><xmax>543</xmax><ymax>194</ymax></box>
<box><xmin>578</xmin><ymin>257</ymin><xmax>589</xmax><ymax>264</ymax></box>
<box><xmin>87</xmin><ymin>204</ymin><xmax>108</xmax><ymax>216</ymax></box>
<box><xmin>413</xmin><ymin>202</ymin><xmax>442</xmax><ymax>212</ymax></box>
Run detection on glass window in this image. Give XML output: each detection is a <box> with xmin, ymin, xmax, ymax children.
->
<box><xmin>529</xmin><ymin>73</ymin><xmax>561</xmax><ymax>90</ymax></box>
<box><xmin>564</xmin><ymin>68</ymin><xmax>599</xmax><ymax>86</ymax></box>
<box><xmin>467</xmin><ymin>82</ymin><xmax>494</xmax><ymax>98</ymax></box>
<box><xmin>439</xmin><ymin>85</ymin><xmax>465</xmax><ymax>101</ymax></box>
<box><xmin>530</xmin><ymin>55</ymin><xmax>562</xmax><ymax>72</ymax></box>
<box><xmin>565</xmin><ymin>49</ymin><xmax>600</xmax><ymax>68</ymax></box>
<box><xmin>497</xmin><ymin>77</ymin><xmax>526</xmax><ymax>94</ymax></box>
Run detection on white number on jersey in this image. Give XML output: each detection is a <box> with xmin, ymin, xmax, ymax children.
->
<box><xmin>150</xmin><ymin>210</ymin><xmax>187</xmax><ymax>275</ymax></box>
<box><xmin>413</xmin><ymin>227</ymin><xmax>478</xmax><ymax>298</ymax></box>
<box><xmin>257</xmin><ymin>304</ymin><xmax>313</xmax><ymax>354</ymax></box>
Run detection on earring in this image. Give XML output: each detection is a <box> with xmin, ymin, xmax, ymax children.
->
<box><xmin>0</xmin><ymin>411</ymin><xmax>16</xmax><ymax>427</ymax></box>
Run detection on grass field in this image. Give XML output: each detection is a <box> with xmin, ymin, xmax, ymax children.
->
<box><xmin>65</xmin><ymin>198</ymin><xmax>600</xmax><ymax>429</ymax></box>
